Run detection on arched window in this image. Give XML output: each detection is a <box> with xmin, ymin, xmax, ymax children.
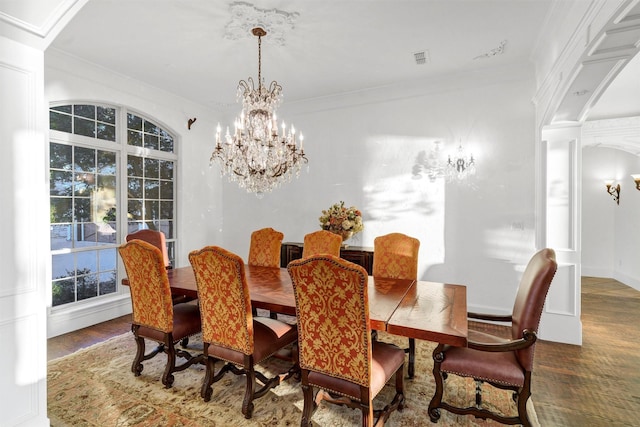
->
<box><xmin>49</xmin><ymin>103</ymin><xmax>177</xmax><ymax>307</ymax></box>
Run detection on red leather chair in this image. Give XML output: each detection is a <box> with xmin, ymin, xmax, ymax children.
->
<box><xmin>428</xmin><ymin>248</ymin><xmax>557</xmax><ymax>427</ymax></box>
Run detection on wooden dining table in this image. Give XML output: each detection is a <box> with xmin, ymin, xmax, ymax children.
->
<box><xmin>147</xmin><ymin>264</ymin><xmax>468</xmax><ymax>347</ymax></box>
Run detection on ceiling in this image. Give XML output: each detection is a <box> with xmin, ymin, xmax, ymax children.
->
<box><xmin>7</xmin><ymin>0</ymin><xmax>640</xmax><ymax>120</ymax></box>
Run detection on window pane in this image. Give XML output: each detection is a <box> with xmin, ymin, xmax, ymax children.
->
<box><xmin>160</xmin><ymin>201</ymin><xmax>173</xmax><ymax>219</ymax></box>
<box><xmin>145</xmin><ymin>200</ymin><xmax>159</xmax><ymax>220</ymax></box>
<box><xmin>144</xmin><ymin>120</ymin><xmax>159</xmax><ymax>135</ymax></box>
<box><xmin>99</xmin><ymin>271</ymin><xmax>117</xmax><ymax>296</ymax></box>
<box><xmin>127</xmin><ymin>155</ymin><xmax>143</xmax><ymax>177</ymax></box>
<box><xmin>50</xmin><ymin>171</ymin><xmax>73</xmax><ymax>196</ymax></box>
<box><xmin>128</xmin><ymin>177</ymin><xmax>142</xmax><ymax>198</ymax></box>
<box><xmin>97</xmin><ymin>106</ymin><xmax>116</xmax><ymax>124</ymax></box>
<box><xmin>144</xmin><ymin>158</ymin><xmax>159</xmax><ymax>178</ymax></box>
<box><xmin>128</xmin><ymin>200</ymin><xmax>142</xmax><ymax>220</ymax></box>
<box><xmin>51</xmin><ymin>224</ymin><xmax>72</xmax><ymax>250</ymax></box>
<box><xmin>50</xmin><ymin>111</ymin><xmax>72</xmax><ymax>133</ymax></box>
<box><xmin>77</xmin><ymin>250</ymin><xmax>97</xmax><ymax>274</ymax></box>
<box><xmin>159</xmin><ymin>160</ymin><xmax>173</xmax><ymax>180</ymax></box>
<box><xmin>74</xmin><ymin>198</ymin><xmax>91</xmax><ymax>222</ymax></box>
<box><xmin>74</xmin><ymin>117</ymin><xmax>95</xmax><ymax>138</ymax></box>
<box><xmin>97</xmin><ymin>123</ymin><xmax>116</xmax><ymax>141</ymax></box>
<box><xmin>50</xmin><ymin>143</ymin><xmax>72</xmax><ymax>170</ymax></box>
<box><xmin>99</xmin><ymin>248</ymin><xmax>116</xmax><ymax>271</ymax></box>
<box><xmin>74</xmin><ymin>173</ymin><xmax>95</xmax><ymax>196</ymax></box>
<box><xmin>97</xmin><ymin>150</ymin><xmax>116</xmax><ymax>175</ymax></box>
<box><xmin>52</xmin><ymin>253</ymin><xmax>74</xmax><ymax>280</ymax></box>
<box><xmin>51</xmin><ymin>105</ymin><xmax>72</xmax><ymax>114</ymax></box>
<box><xmin>127</xmin><ymin>129</ymin><xmax>142</xmax><ymax>147</ymax></box>
<box><xmin>144</xmin><ymin>179</ymin><xmax>159</xmax><ymax>199</ymax></box>
<box><xmin>160</xmin><ymin>180</ymin><xmax>173</xmax><ymax>199</ymax></box>
<box><xmin>50</xmin><ymin>198</ymin><xmax>72</xmax><ymax>223</ymax></box>
<box><xmin>127</xmin><ymin>113</ymin><xmax>143</xmax><ymax>131</ymax></box>
<box><xmin>159</xmin><ymin>131</ymin><xmax>174</xmax><ymax>152</ymax></box>
<box><xmin>52</xmin><ymin>278</ymin><xmax>75</xmax><ymax>306</ymax></box>
<box><xmin>144</xmin><ymin>133</ymin><xmax>159</xmax><ymax>150</ymax></box>
<box><xmin>74</xmin><ymin>104</ymin><xmax>95</xmax><ymax>120</ymax></box>
<box><xmin>74</xmin><ymin>147</ymin><xmax>95</xmax><ymax>172</ymax></box>
<box><xmin>77</xmin><ymin>273</ymin><xmax>98</xmax><ymax>301</ymax></box>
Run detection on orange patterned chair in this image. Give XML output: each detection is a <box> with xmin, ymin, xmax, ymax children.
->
<box><xmin>126</xmin><ymin>229</ymin><xmax>196</xmax><ymax>306</ymax></box>
<box><xmin>118</xmin><ymin>239</ymin><xmax>202</xmax><ymax>388</ymax></box>
<box><xmin>288</xmin><ymin>254</ymin><xmax>405</xmax><ymax>426</ymax></box>
<box><xmin>428</xmin><ymin>248</ymin><xmax>557</xmax><ymax>427</ymax></box>
<box><xmin>248</xmin><ymin>227</ymin><xmax>284</xmax><ymax>268</ymax></box>
<box><xmin>302</xmin><ymin>229</ymin><xmax>342</xmax><ymax>258</ymax></box>
<box><xmin>188</xmin><ymin>246</ymin><xmax>298</xmax><ymax>419</ymax></box>
<box><xmin>373</xmin><ymin>232</ymin><xmax>420</xmax><ymax>378</ymax></box>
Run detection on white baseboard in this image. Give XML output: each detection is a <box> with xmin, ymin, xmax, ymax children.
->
<box><xmin>47</xmin><ymin>295</ymin><xmax>132</xmax><ymax>338</ymax></box>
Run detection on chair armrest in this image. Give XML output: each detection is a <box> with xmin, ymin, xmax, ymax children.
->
<box><xmin>467</xmin><ymin>311</ymin><xmax>513</xmax><ymax>322</ymax></box>
<box><xmin>467</xmin><ymin>329</ymin><xmax>537</xmax><ymax>352</ymax></box>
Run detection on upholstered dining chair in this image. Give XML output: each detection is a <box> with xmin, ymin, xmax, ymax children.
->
<box><xmin>248</xmin><ymin>227</ymin><xmax>285</xmax><ymax>320</ymax></box>
<box><xmin>288</xmin><ymin>254</ymin><xmax>405</xmax><ymax>426</ymax></box>
<box><xmin>248</xmin><ymin>227</ymin><xmax>284</xmax><ymax>268</ymax></box>
<box><xmin>126</xmin><ymin>229</ymin><xmax>196</xmax><ymax>306</ymax></box>
<box><xmin>373</xmin><ymin>232</ymin><xmax>420</xmax><ymax>378</ymax></box>
<box><xmin>188</xmin><ymin>245</ymin><xmax>299</xmax><ymax>419</ymax></box>
<box><xmin>301</xmin><ymin>229</ymin><xmax>342</xmax><ymax>258</ymax></box>
<box><xmin>118</xmin><ymin>239</ymin><xmax>202</xmax><ymax>388</ymax></box>
<box><xmin>428</xmin><ymin>248</ymin><xmax>557</xmax><ymax>427</ymax></box>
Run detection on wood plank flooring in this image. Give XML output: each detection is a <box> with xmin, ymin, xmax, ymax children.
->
<box><xmin>47</xmin><ymin>277</ymin><xmax>640</xmax><ymax>426</ymax></box>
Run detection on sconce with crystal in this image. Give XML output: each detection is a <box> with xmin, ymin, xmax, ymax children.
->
<box><xmin>604</xmin><ymin>180</ymin><xmax>620</xmax><ymax>204</ymax></box>
<box><xmin>631</xmin><ymin>174</ymin><xmax>640</xmax><ymax>191</ymax></box>
<box><xmin>445</xmin><ymin>143</ymin><xmax>476</xmax><ymax>182</ymax></box>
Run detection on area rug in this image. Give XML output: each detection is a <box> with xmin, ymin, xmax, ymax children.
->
<box><xmin>48</xmin><ymin>332</ymin><xmax>539</xmax><ymax>426</ymax></box>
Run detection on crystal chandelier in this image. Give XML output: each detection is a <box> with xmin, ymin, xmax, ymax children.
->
<box><xmin>211</xmin><ymin>27</ymin><xmax>308</xmax><ymax>197</ymax></box>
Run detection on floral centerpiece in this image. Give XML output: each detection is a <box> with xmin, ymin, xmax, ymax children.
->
<box><xmin>319</xmin><ymin>201</ymin><xmax>364</xmax><ymax>242</ymax></box>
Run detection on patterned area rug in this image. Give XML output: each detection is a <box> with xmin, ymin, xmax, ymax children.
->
<box><xmin>48</xmin><ymin>331</ymin><xmax>539</xmax><ymax>426</ymax></box>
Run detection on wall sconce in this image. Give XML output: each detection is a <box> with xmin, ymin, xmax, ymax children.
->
<box><xmin>631</xmin><ymin>174</ymin><xmax>640</xmax><ymax>191</ymax></box>
<box><xmin>604</xmin><ymin>180</ymin><xmax>620</xmax><ymax>204</ymax></box>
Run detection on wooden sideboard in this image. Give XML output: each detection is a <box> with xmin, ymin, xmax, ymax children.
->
<box><xmin>280</xmin><ymin>241</ymin><xmax>374</xmax><ymax>274</ymax></box>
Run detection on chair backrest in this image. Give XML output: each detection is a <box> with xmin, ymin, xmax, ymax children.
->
<box><xmin>248</xmin><ymin>227</ymin><xmax>284</xmax><ymax>268</ymax></box>
<box><xmin>302</xmin><ymin>230</ymin><xmax>342</xmax><ymax>258</ymax></box>
<box><xmin>288</xmin><ymin>254</ymin><xmax>371</xmax><ymax>387</ymax></box>
<box><xmin>118</xmin><ymin>239</ymin><xmax>174</xmax><ymax>332</ymax></box>
<box><xmin>126</xmin><ymin>229</ymin><xmax>171</xmax><ymax>269</ymax></box>
<box><xmin>511</xmin><ymin>248</ymin><xmax>557</xmax><ymax>370</ymax></box>
<box><xmin>373</xmin><ymin>232</ymin><xmax>420</xmax><ymax>280</ymax></box>
<box><xmin>189</xmin><ymin>246</ymin><xmax>253</xmax><ymax>355</ymax></box>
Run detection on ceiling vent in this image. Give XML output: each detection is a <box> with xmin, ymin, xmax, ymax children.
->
<box><xmin>414</xmin><ymin>50</ymin><xmax>430</xmax><ymax>65</ymax></box>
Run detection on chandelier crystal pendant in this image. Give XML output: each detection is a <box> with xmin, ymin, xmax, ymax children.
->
<box><xmin>210</xmin><ymin>27</ymin><xmax>308</xmax><ymax>197</ymax></box>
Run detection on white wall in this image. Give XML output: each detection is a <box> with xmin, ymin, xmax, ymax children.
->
<box><xmin>219</xmin><ymin>66</ymin><xmax>539</xmax><ymax>317</ymax></box>
<box><xmin>582</xmin><ymin>145</ymin><xmax>640</xmax><ymax>289</ymax></box>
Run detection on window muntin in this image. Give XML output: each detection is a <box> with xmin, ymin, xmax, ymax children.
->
<box><xmin>49</xmin><ymin>103</ymin><xmax>177</xmax><ymax>307</ymax></box>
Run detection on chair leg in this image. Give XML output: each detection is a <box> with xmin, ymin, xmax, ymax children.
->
<box><xmin>361</xmin><ymin>401</ymin><xmax>373</xmax><ymax>427</ymax></box>
<box><xmin>201</xmin><ymin>355</ymin><xmax>216</xmax><ymax>402</ymax></box>
<box><xmin>428</xmin><ymin>344</ymin><xmax>446</xmax><ymax>423</ymax></box>
<box><xmin>242</xmin><ymin>364</ymin><xmax>256</xmax><ymax>419</ymax></box>
<box><xmin>161</xmin><ymin>340</ymin><xmax>177</xmax><ymax>388</ymax></box>
<box><xmin>517</xmin><ymin>376</ymin><xmax>533</xmax><ymax>427</ymax></box>
<box><xmin>131</xmin><ymin>334</ymin><xmax>145</xmax><ymax>376</ymax></box>
<box><xmin>300</xmin><ymin>381</ymin><xmax>315</xmax><ymax>426</ymax></box>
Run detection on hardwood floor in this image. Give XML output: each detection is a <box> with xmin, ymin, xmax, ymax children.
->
<box><xmin>47</xmin><ymin>277</ymin><xmax>640</xmax><ymax>426</ymax></box>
